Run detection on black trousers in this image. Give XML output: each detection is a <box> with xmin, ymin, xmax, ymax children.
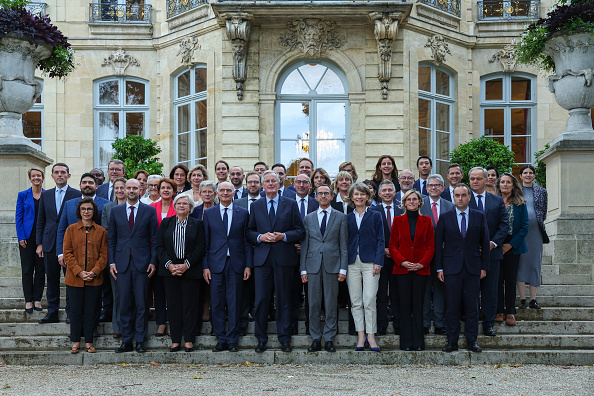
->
<box><xmin>444</xmin><ymin>266</ymin><xmax>480</xmax><ymax>345</ymax></box>
<box><xmin>396</xmin><ymin>273</ymin><xmax>427</xmax><ymax>349</ymax></box>
<box><xmin>498</xmin><ymin>251</ymin><xmax>520</xmax><ymax>315</ymax></box>
<box><xmin>18</xmin><ymin>236</ymin><xmax>45</xmax><ymax>302</ymax></box>
<box><xmin>239</xmin><ymin>276</ymin><xmax>255</xmax><ymax>332</ymax></box>
<box><xmin>44</xmin><ymin>248</ymin><xmax>68</xmax><ymax>316</ymax></box>
<box><xmin>150</xmin><ymin>274</ymin><xmax>167</xmax><ymax>326</ymax></box>
<box><xmin>68</xmin><ymin>285</ymin><xmax>101</xmax><ymax>343</ymax></box>
<box><xmin>377</xmin><ymin>258</ymin><xmax>399</xmax><ymax>330</ymax></box>
<box><xmin>163</xmin><ymin>276</ymin><xmax>200</xmax><ymax>344</ymax></box>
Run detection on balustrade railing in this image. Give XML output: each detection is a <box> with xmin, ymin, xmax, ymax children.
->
<box><xmin>418</xmin><ymin>0</ymin><xmax>461</xmax><ymax>18</ymax></box>
<box><xmin>89</xmin><ymin>3</ymin><xmax>152</xmax><ymax>23</ymax></box>
<box><xmin>167</xmin><ymin>0</ymin><xmax>207</xmax><ymax>19</ymax></box>
<box><xmin>478</xmin><ymin>0</ymin><xmax>539</xmax><ymax>21</ymax></box>
<box><xmin>25</xmin><ymin>3</ymin><xmax>47</xmax><ymax>16</ymax></box>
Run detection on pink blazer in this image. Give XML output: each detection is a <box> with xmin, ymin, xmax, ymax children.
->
<box><xmin>150</xmin><ymin>201</ymin><xmax>176</xmax><ymax>227</ymax></box>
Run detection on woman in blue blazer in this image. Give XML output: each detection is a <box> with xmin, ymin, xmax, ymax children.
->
<box><xmin>15</xmin><ymin>168</ymin><xmax>45</xmax><ymax>313</ymax></box>
<box><xmin>346</xmin><ymin>182</ymin><xmax>385</xmax><ymax>351</ymax></box>
<box><xmin>496</xmin><ymin>173</ymin><xmax>529</xmax><ymax>326</ymax></box>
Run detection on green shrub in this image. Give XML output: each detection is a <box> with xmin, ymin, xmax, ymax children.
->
<box><xmin>450</xmin><ymin>136</ymin><xmax>516</xmax><ymax>184</ymax></box>
<box><xmin>534</xmin><ymin>143</ymin><xmax>550</xmax><ymax>188</ymax></box>
<box><xmin>111</xmin><ymin>135</ymin><xmax>163</xmax><ymax>179</ymax></box>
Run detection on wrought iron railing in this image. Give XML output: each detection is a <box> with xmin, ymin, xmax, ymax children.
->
<box><xmin>417</xmin><ymin>0</ymin><xmax>460</xmax><ymax>17</ymax></box>
<box><xmin>167</xmin><ymin>0</ymin><xmax>207</xmax><ymax>19</ymax></box>
<box><xmin>25</xmin><ymin>3</ymin><xmax>47</xmax><ymax>16</ymax></box>
<box><xmin>478</xmin><ymin>0</ymin><xmax>539</xmax><ymax>20</ymax></box>
<box><xmin>89</xmin><ymin>3</ymin><xmax>152</xmax><ymax>23</ymax></box>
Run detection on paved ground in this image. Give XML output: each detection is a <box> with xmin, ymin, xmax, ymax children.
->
<box><xmin>0</xmin><ymin>363</ymin><xmax>592</xmax><ymax>395</ymax></box>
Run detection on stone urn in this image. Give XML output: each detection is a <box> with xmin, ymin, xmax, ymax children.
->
<box><xmin>0</xmin><ymin>36</ymin><xmax>52</xmax><ymax>148</ymax></box>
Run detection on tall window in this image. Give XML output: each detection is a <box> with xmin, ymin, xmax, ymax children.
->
<box><xmin>174</xmin><ymin>65</ymin><xmax>207</xmax><ymax>168</ymax></box>
<box><xmin>418</xmin><ymin>63</ymin><xmax>454</xmax><ymax>179</ymax></box>
<box><xmin>276</xmin><ymin>61</ymin><xmax>349</xmax><ymax>180</ymax></box>
<box><xmin>94</xmin><ymin>77</ymin><xmax>149</xmax><ymax>170</ymax></box>
<box><xmin>23</xmin><ymin>81</ymin><xmax>43</xmax><ymax>149</ymax></box>
<box><xmin>481</xmin><ymin>73</ymin><xmax>536</xmax><ymax>174</ymax></box>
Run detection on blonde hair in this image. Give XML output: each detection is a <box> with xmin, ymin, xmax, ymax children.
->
<box><xmin>399</xmin><ymin>190</ymin><xmax>423</xmax><ymax>213</ymax></box>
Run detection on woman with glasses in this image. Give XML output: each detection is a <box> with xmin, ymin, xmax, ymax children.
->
<box><xmin>140</xmin><ymin>175</ymin><xmax>162</xmax><ymax>205</ymax></box>
<box><xmin>134</xmin><ymin>170</ymin><xmax>150</xmax><ymax>199</ymax></box>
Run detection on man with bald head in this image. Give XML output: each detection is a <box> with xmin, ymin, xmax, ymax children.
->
<box><xmin>394</xmin><ymin>169</ymin><xmax>416</xmax><ymax>207</ymax></box>
<box><xmin>229</xmin><ymin>167</ymin><xmax>248</xmax><ymax>200</ymax></box>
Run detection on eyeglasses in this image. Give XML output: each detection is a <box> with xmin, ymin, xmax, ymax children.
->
<box><xmin>246</xmin><ymin>181</ymin><xmax>260</xmax><ymax>185</ymax></box>
<box><xmin>108</xmin><ymin>168</ymin><xmax>123</xmax><ymax>172</ymax></box>
<box><xmin>80</xmin><ymin>207</ymin><xmax>94</xmax><ymax>212</ymax></box>
<box><xmin>317</xmin><ymin>192</ymin><xmax>331</xmax><ymax>196</ymax></box>
<box><xmin>295</xmin><ymin>180</ymin><xmax>310</xmax><ymax>185</ymax></box>
<box><xmin>148</xmin><ymin>184</ymin><xmax>158</xmax><ymax>188</ymax></box>
<box><xmin>400</xmin><ymin>176</ymin><xmax>415</xmax><ymax>181</ymax></box>
<box><xmin>427</xmin><ymin>184</ymin><xmax>443</xmax><ymax>189</ymax></box>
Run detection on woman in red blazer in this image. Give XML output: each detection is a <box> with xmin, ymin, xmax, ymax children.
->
<box><xmin>389</xmin><ymin>190</ymin><xmax>435</xmax><ymax>351</ymax></box>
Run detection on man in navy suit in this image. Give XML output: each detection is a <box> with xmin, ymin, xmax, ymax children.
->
<box><xmin>36</xmin><ymin>163</ymin><xmax>81</xmax><ymax>324</ymax></box>
<box><xmin>436</xmin><ymin>183</ymin><xmax>490</xmax><ymax>353</ymax></box>
<box><xmin>248</xmin><ymin>170</ymin><xmax>305</xmax><ymax>353</ymax></box>
<box><xmin>394</xmin><ymin>169</ymin><xmax>416</xmax><ymax>206</ymax></box>
<box><xmin>441</xmin><ymin>163</ymin><xmax>464</xmax><ymax>202</ymax></box>
<box><xmin>260</xmin><ymin>164</ymin><xmax>297</xmax><ymax>200</ymax></box>
<box><xmin>413</xmin><ymin>156</ymin><xmax>433</xmax><ymax>196</ymax></box>
<box><xmin>203</xmin><ymin>182</ymin><xmax>253</xmax><ymax>352</ymax></box>
<box><xmin>96</xmin><ymin>159</ymin><xmax>125</xmax><ymax>201</ymax></box>
<box><xmin>468</xmin><ymin>167</ymin><xmax>509</xmax><ymax>337</ymax></box>
<box><xmin>108</xmin><ymin>179</ymin><xmax>158</xmax><ymax>353</ymax></box>
<box><xmin>286</xmin><ymin>158</ymin><xmax>314</xmax><ymax>193</ymax></box>
<box><xmin>230</xmin><ymin>166</ymin><xmax>249</xmax><ymax>200</ymax></box>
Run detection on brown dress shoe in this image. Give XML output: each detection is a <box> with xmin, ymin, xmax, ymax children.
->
<box><xmin>113</xmin><ymin>333</ymin><xmax>122</xmax><ymax>339</ymax></box>
<box><xmin>494</xmin><ymin>313</ymin><xmax>505</xmax><ymax>323</ymax></box>
<box><xmin>505</xmin><ymin>314</ymin><xmax>516</xmax><ymax>326</ymax></box>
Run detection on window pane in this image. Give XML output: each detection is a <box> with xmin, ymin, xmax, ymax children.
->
<box><xmin>483</xmin><ymin>109</ymin><xmax>505</xmax><ymax>136</ymax></box>
<box><xmin>512</xmin><ymin>136</ymin><xmax>531</xmax><ymax>164</ymax></box>
<box><xmin>35</xmin><ymin>95</ymin><xmax>41</xmax><ymax>104</ymax></box>
<box><xmin>317</xmin><ymin>69</ymin><xmax>344</xmax><ymax>94</ymax></box>
<box><xmin>280</xmin><ymin>102</ymin><xmax>309</xmax><ymax>140</ymax></box>
<box><xmin>281</xmin><ymin>69</ymin><xmax>310</xmax><ymax>95</ymax></box>
<box><xmin>177</xmin><ymin>70</ymin><xmax>190</xmax><ymax>98</ymax></box>
<box><xmin>126</xmin><ymin>80</ymin><xmax>145</xmax><ymax>105</ymax></box>
<box><xmin>435</xmin><ymin>160</ymin><xmax>449</xmax><ymax>182</ymax></box>
<box><xmin>419</xmin><ymin>128</ymin><xmax>430</xmax><ymax>157</ymax></box>
<box><xmin>178</xmin><ymin>104</ymin><xmax>190</xmax><ymax>133</ymax></box>
<box><xmin>22</xmin><ymin>111</ymin><xmax>42</xmax><ymax>141</ymax></box>
<box><xmin>99</xmin><ymin>141</ymin><xmax>115</xmax><ymax>169</ymax></box>
<box><xmin>299</xmin><ymin>64</ymin><xmax>326</xmax><ymax>91</ymax></box>
<box><xmin>99</xmin><ymin>80</ymin><xmax>119</xmax><ymax>105</ymax></box>
<box><xmin>436</xmin><ymin>102</ymin><xmax>450</xmax><ymax>132</ymax></box>
<box><xmin>419</xmin><ymin>66</ymin><xmax>431</xmax><ymax>91</ymax></box>
<box><xmin>485</xmin><ymin>78</ymin><xmax>503</xmax><ymax>101</ymax></box>
<box><xmin>317</xmin><ymin>140</ymin><xmax>345</xmax><ymax>177</ymax></box>
<box><xmin>99</xmin><ymin>112</ymin><xmax>119</xmax><ymax>140</ymax></box>
<box><xmin>316</xmin><ymin>102</ymin><xmax>346</xmax><ymax>140</ymax></box>
<box><xmin>436</xmin><ymin>131</ymin><xmax>450</xmax><ymax>161</ymax></box>
<box><xmin>195</xmin><ymin>67</ymin><xmax>207</xmax><ymax>93</ymax></box>
<box><xmin>511</xmin><ymin>108</ymin><xmax>531</xmax><ymax>135</ymax></box>
<box><xmin>197</xmin><ymin>127</ymin><xmax>207</xmax><ymax>159</ymax></box>
<box><xmin>280</xmin><ymin>140</ymin><xmax>309</xmax><ymax>171</ymax></box>
<box><xmin>195</xmin><ymin>100</ymin><xmax>207</xmax><ymax>130</ymax></box>
<box><xmin>178</xmin><ymin>132</ymin><xmax>190</xmax><ymax>163</ymax></box>
<box><xmin>511</xmin><ymin>77</ymin><xmax>531</xmax><ymax>101</ymax></box>
<box><xmin>418</xmin><ymin>99</ymin><xmax>430</xmax><ymax>128</ymax></box>
<box><xmin>125</xmin><ymin>112</ymin><xmax>144</xmax><ymax>136</ymax></box>
<box><xmin>436</xmin><ymin>69</ymin><xmax>450</xmax><ymax>96</ymax></box>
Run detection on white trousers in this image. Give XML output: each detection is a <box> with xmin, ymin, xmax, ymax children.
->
<box><xmin>347</xmin><ymin>255</ymin><xmax>380</xmax><ymax>334</ymax></box>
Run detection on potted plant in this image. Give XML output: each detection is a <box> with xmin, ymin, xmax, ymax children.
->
<box><xmin>0</xmin><ymin>0</ymin><xmax>75</xmax><ymax>147</ymax></box>
<box><xmin>515</xmin><ymin>0</ymin><xmax>594</xmax><ymax>135</ymax></box>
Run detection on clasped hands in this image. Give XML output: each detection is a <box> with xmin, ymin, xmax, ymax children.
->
<box><xmin>77</xmin><ymin>271</ymin><xmax>96</xmax><ymax>282</ymax></box>
<box><xmin>261</xmin><ymin>232</ymin><xmax>284</xmax><ymax>243</ymax></box>
<box><xmin>168</xmin><ymin>263</ymin><xmax>188</xmax><ymax>277</ymax></box>
<box><xmin>401</xmin><ymin>260</ymin><xmax>423</xmax><ymax>272</ymax></box>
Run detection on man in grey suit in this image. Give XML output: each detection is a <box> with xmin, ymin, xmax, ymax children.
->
<box><xmin>300</xmin><ymin>184</ymin><xmax>348</xmax><ymax>352</ymax></box>
<box><xmin>420</xmin><ymin>174</ymin><xmax>455</xmax><ymax>336</ymax></box>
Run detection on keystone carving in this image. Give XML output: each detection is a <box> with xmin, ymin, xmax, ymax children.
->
<box><xmin>101</xmin><ymin>47</ymin><xmax>139</xmax><ymax>76</ymax></box>
<box><xmin>490</xmin><ymin>44</ymin><xmax>517</xmax><ymax>73</ymax></box>
<box><xmin>279</xmin><ymin>18</ymin><xmax>345</xmax><ymax>57</ymax></box>
<box><xmin>178</xmin><ymin>35</ymin><xmax>200</xmax><ymax>68</ymax></box>
<box><xmin>370</xmin><ymin>12</ymin><xmax>401</xmax><ymax>100</ymax></box>
<box><xmin>425</xmin><ymin>35</ymin><xmax>451</xmax><ymax>66</ymax></box>
<box><xmin>222</xmin><ymin>13</ymin><xmax>252</xmax><ymax>100</ymax></box>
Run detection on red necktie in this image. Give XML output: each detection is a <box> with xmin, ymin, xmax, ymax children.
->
<box><xmin>432</xmin><ymin>202</ymin><xmax>438</xmax><ymax>225</ymax></box>
<box><xmin>386</xmin><ymin>205</ymin><xmax>392</xmax><ymax>229</ymax></box>
<box><xmin>128</xmin><ymin>206</ymin><xmax>135</xmax><ymax>231</ymax></box>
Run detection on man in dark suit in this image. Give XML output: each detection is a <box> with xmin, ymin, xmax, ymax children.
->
<box><xmin>394</xmin><ymin>169</ymin><xmax>416</xmax><ymax>207</ymax></box>
<box><xmin>419</xmin><ymin>174</ymin><xmax>454</xmax><ymax>335</ymax></box>
<box><xmin>108</xmin><ymin>179</ymin><xmax>159</xmax><ymax>353</ymax></box>
<box><xmin>413</xmin><ymin>156</ymin><xmax>433</xmax><ymax>196</ymax></box>
<box><xmin>230</xmin><ymin>166</ymin><xmax>248</xmax><ymax>200</ymax></box>
<box><xmin>96</xmin><ymin>159</ymin><xmax>125</xmax><ymax>201</ymax></box>
<box><xmin>36</xmin><ymin>163</ymin><xmax>81</xmax><ymax>324</ymax></box>
<box><xmin>371</xmin><ymin>179</ymin><xmax>402</xmax><ymax>335</ymax></box>
<box><xmin>468</xmin><ymin>167</ymin><xmax>509</xmax><ymax>337</ymax></box>
<box><xmin>260</xmin><ymin>164</ymin><xmax>297</xmax><ymax>200</ymax></box>
<box><xmin>247</xmin><ymin>170</ymin><xmax>305</xmax><ymax>353</ymax></box>
<box><xmin>203</xmin><ymin>182</ymin><xmax>253</xmax><ymax>352</ymax></box>
<box><xmin>286</xmin><ymin>158</ymin><xmax>314</xmax><ymax>193</ymax></box>
<box><xmin>436</xmin><ymin>183</ymin><xmax>490</xmax><ymax>353</ymax></box>
<box><xmin>441</xmin><ymin>163</ymin><xmax>464</xmax><ymax>202</ymax></box>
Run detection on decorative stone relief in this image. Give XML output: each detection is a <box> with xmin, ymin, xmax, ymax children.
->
<box><xmin>489</xmin><ymin>44</ymin><xmax>517</xmax><ymax>73</ymax></box>
<box><xmin>425</xmin><ymin>35</ymin><xmax>451</xmax><ymax>66</ymax></box>
<box><xmin>101</xmin><ymin>47</ymin><xmax>139</xmax><ymax>76</ymax></box>
<box><xmin>222</xmin><ymin>13</ymin><xmax>252</xmax><ymax>100</ymax></box>
<box><xmin>369</xmin><ymin>12</ymin><xmax>401</xmax><ymax>100</ymax></box>
<box><xmin>279</xmin><ymin>18</ymin><xmax>345</xmax><ymax>57</ymax></box>
<box><xmin>178</xmin><ymin>36</ymin><xmax>200</xmax><ymax>68</ymax></box>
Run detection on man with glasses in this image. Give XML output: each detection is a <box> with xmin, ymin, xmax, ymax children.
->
<box><xmin>97</xmin><ymin>159</ymin><xmax>125</xmax><ymax>201</ymax></box>
<box><xmin>394</xmin><ymin>169</ymin><xmax>417</xmax><ymax>208</ymax></box>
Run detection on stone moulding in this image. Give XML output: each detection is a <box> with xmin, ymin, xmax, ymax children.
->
<box><xmin>101</xmin><ymin>47</ymin><xmax>140</xmax><ymax>76</ymax></box>
<box><xmin>425</xmin><ymin>34</ymin><xmax>451</xmax><ymax>66</ymax></box>
<box><xmin>178</xmin><ymin>35</ymin><xmax>200</xmax><ymax>68</ymax></box>
<box><xmin>221</xmin><ymin>12</ymin><xmax>253</xmax><ymax>100</ymax></box>
<box><xmin>369</xmin><ymin>12</ymin><xmax>402</xmax><ymax>100</ymax></box>
<box><xmin>489</xmin><ymin>43</ymin><xmax>516</xmax><ymax>73</ymax></box>
<box><xmin>279</xmin><ymin>18</ymin><xmax>345</xmax><ymax>57</ymax></box>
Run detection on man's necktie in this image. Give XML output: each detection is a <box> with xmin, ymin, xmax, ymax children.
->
<box><xmin>223</xmin><ymin>207</ymin><xmax>229</xmax><ymax>236</ymax></box>
<box><xmin>432</xmin><ymin>202</ymin><xmax>438</xmax><ymax>225</ymax></box>
<box><xmin>386</xmin><ymin>205</ymin><xmax>392</xmax><ymax>229</ymax></box>
<box><xmin>460</xmin><ymin>212</ymin><xmax>466</xmax><ymax>239</ymax></box>
<box><xmin>477</xmin><ymin>194</ymin><xmax>484</xmax><ymax>212</ymax></box>
<box><xmin>422</xmin><ymin>180</ymin><xmax>427</xmax><ymax>195</ymax></box>
<box><xmin>249</xmin><ymin>198</ymin><xmax>255</xmax><ymax>214</ymax></box>
<box><xmin>55</xmin><ymin>189</ymin><xmax>63</xmax><ymax>214</ymax></box>
<box><xmin>234</xmin><ymin>190</ymin><xmax>239</xmax><ymax>200</ymax></box>
<box><xmin>268</xmin><ymin>200</ymin><xmax>275</xmax><ymax>224</ymax></box>
<box><xmin>128</xmin><ymin>206</ymin><xmax>135</xmax><ymax>231</ymax></box>
<box><xmin>300</xmin><ymin>198</ymin><xmax>306</xmax><ymax>221</ymax></box>
<box><xmin>320</xmin><ymin>210</ymin><xmax>327</xmax><ymax>236</ymax></box>
<box><xmin>109</xmin><ymin>185</ymin><xmax>114</xmax><ymax>202</ymax></box>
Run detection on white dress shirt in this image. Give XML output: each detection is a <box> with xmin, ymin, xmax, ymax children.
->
<box><xmin>297</xmin><ymin>195</ymin><xmax>309</xmax><ymax>215</ymax></box>
<box><xmin>247</xmin><ymin>194</ymin><xmax>260</xmax><ymax>213</ymax></box>
<box><xmin>220</xmin><ymin>202</ymin><xmax>233</xmax><ymax>256</ymax></box>
<box><xmin>381</xmin><ymin>202</ymin><xmax>396</xmax><ymax>222</ymax></box>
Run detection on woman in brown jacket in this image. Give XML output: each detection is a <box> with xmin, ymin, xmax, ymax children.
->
<box><xmin>63</xmin><ymin>198</ymin><xmax>108</xmax><ymax>354</ymax></box>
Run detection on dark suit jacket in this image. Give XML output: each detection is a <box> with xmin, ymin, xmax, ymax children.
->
<box><xmin>389</xmin><ymin>213</ymin><xmax>435</xmax><ymax>275</ymax></box>
<box><xmin>507</xmin><ymin>203</ymin><xmax>529</xmax><ymax>255</ymax></box>
<box><xmin>346</xmin><ymin>209</ymin><xmax>385</xmax><ymax>266</ymax></box>
<box><xmin>155</xmin><ymin>215</ymin><xmax>205</xmax><ymax>279</ymax></box>
<box><xmin>371</xmin><ymin>203</ymin><xmax>402</xmax><ymax>250</ymax></box>
<box><xmin>296</xmin><ymin>195</ymin><xmax>319</xmax><ymax>216</ymax></box>
<box><xmin>434</xmin><ymin>208</ymin><xmax>490</xmax><ymax>276</ymax></box>
<box><xmin>15</xmin><ymin>187</ymin><xmax>44</xmax><ymax>241</ymax></box>
<box><xmin>96</xmin><ymin>182</ymin><xmax>111</xmax><ymax>200</ymax></box>
<box><xmin>247</xmin><ymin>195</ymin><xmax>305</xmax><ymax>267</ymax></box>
<box><xmin>36</xmin><ymin>186</ymin><xmax>82</xmax><ymax>252</ymax></box>
<box><xmin>233</xmin><ymin>187</ymin><xmax>249</xmax><ymax>200</ymax></box>
<box><xmin>107</xmin><ymin>201</ymin><xmax>158</xmax><ymax>273</ymax></box>
<box><xmin>203</xmin><ymin>204</ymin><xmax>253</xmax><ymax>274</ymax></box>
<box><xmin>330</xmin><ymin>195</ymin><xmax>353</xmax><ymax>214</ymax></box>
<box><xmin>420</xmin><ymin>197</ymin><xmax>455</xmax><ymax>228</ymax></box>
<box><xmin>468</xmin><ymin>192</ymin><xmax>509</xmax><ymax>261</ymax></box>
<box><xmin>413</xmin><ymin>178</ymin><xmax>429</xmax><ymax>196</ymax></box>
<box><xmin>441</xmin><ymin>187</ymin><xmax>453</xmax><ymax>202</ymax></box>
<box><xmin>190</xmin><ymin>204</ymin><xmax>207</xmax><ymax>220</ymax></box>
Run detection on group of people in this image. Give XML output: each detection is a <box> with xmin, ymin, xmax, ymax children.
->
<box><xmin>14</xmin><ymin>154</ymin><xmax>548</xmax><ymax>354</ymax></box>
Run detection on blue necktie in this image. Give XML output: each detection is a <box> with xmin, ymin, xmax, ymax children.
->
<box><xmin>460</xmin><ymin>212</ymin><xmax>467</xmax><ymax>239</ymax></box>
<box><xmin>477</xmin><ymin>194</ymin><xmax>484</xmax><ymax>212</ymax></box>
<box><xmin>300</xmin><ymin>198</ymin><xmax>306</xmax><ymax>221</ymax></box>
<box><xmin>55</xmin><ymin>189</ymin><xmax>63</xmax><ymax>214</ymax></box>
<box><xmin>223</xmin><ymin>207</ymin><xmax>229</xmax><ymax>236</ymax></box>
<box><xmin>269</xmin><ymin>200</ymin><xmax>275</xmax><ymax>224</ymax></box>
<box><xmin>320</xmin><ymin>210</ymin><xmax>327</xmax><ymax>236</ymax></box>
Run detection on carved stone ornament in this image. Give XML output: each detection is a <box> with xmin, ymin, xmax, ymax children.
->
<box><xmin>425</xmin><ymin>35</ymin><xmax>451</xmax><ymax>66</ymax></box>
<box><xmin>490</xmin><ymin>44</ymin><xmax>517</xmax><ymax>73</ymax></box>
<box><xmin>369</xmin><ymin>12</ymin><xmax>401</xmax><ymax>100</ymax></box>
<box><xmin>101</xmin><ymin>47</ymin><xmax>139</xmax><ymax>76</ymax></box>
<box><xmin>222</xmin><ymin>13</ymin><xmax>252</xmax><ymax>100</ymax></box>
<box><xmin>279</xmin><ymin>18</ymin><xmax>345</xmax><ymax>57</ymax></box>
<box><xmin>178</xmin><ymin>36</ymin><xmax>200</xmax><ymax>68</ymax></box>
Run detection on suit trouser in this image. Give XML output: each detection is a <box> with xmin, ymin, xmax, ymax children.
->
<box><xmin>239</xmin><ymin>276</ymin><xmax>255</xmax><ymax>332</ymax></box>
<box><xmin>116</xmin><ymin>259</ymin><xmax>150</xmax><ymax>344</ymax></box>
<box><xmin>480</xmin><ymin>258</ymin><xmax>500</xmax><ymax>329</ymax></box>
<box><xmin>101</xmin><ymin>267</ymin><xmax>113</xmax><ymax>316</ymax></box>
<box><xmin>210</xmin><ymin>257</ymin><xmax>243</xmax><ymax>344</ymax></box>
<box><xmin>346</xmin><ymin>255</ymin><xmax>380</xmax><ymax>334</ymax></box>
<box><xmin>377</xmin><ymin>258</ymin><xmax>399</xmax><ymax>330</ymax></box>
<box><xmin>498</xmin><ymin>252</ymin><xmax>520</xmax><ymax>315</ymax></box>
<box><xmin>254</xmin><ymin>252</ymin><xmax>294</xmax><ymax>344</ymax></box>
<box><xmin>19</xmin><ymin>236</ymin><xmax>45</xmax><ymax>302</ymax></box>
<box><xmin>291</xmin><ymin>266</ymin><xmax>306</xmax><ymax>333</ymax></box>
<box><xmin>444</xmin><ymin>266</ymin><xmax>480</xmax><ymax>345</ymax></box>
<box><xmin>68</xmin><ymin>285</ymin><xmax>101</xmax><ymax>343</ymax></box>
<box><xmin>44</xmin><ymin>248</ymin><xmax>68</xmax><ymax>316</ymax></box>
<box><xmin>150</xmin><ymin>275</ymin><xmax>167</xmax><ymax>326</ymax></box>
<box><xmin>397</xmin><ymin>272</ymin><xmax>427</xmax><ymax>349</ymax></box>
<box><xmin>110</xmin><ymin>271</ymin><xmax>121</xmax><ymax>333</ymax></box>
<box><xmin>308</xmin><ymin>264</ymin><xmax>340</xmax><ymax>342</ymax></box>
<box><xmin>163</xmin><ymin>276</ymin><xmax>200</xmax><ymax>344</ymax></box>
<box><xmin>423</xmin><ymin>261</ymin><xmax>446</xmax><ymax>328</ymax></box>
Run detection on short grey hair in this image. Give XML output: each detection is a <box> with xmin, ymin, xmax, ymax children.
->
<box><xmin>199</xmin><ymin>180</ymin><xmax>217</xmax><ymax>193</ymax></box>
<box><xmin>147</xmin><ymin>174</ymin><xmax>162</xmax><ymax>183</ymax></box>
<box><xmin>427</xmin><ymin>174</ymin><xmax>444</xmax><ymax>186</ymax></box>
<box><xmin>469</xmin><ymin>167</ymin><xmax>488</xmax><ymax>178</ymax></box>
<box><xmin>378</xmin><ymin>179</ymin><xmax>395</xmax><ymax>191</ymax></box>
<box><xmin>109</xmin><ymin>159</ymin><xmax>125</xmax><ymax>171</ymax></box>
<box><xmin>262</xmin><ymin>169</ymin><xmax>280</xmax><ymax>184</ymax></box>
<box><xmin>173</xmin><ymin>191</ymin><xmax>196</xmax><ymax>212</ymax></box>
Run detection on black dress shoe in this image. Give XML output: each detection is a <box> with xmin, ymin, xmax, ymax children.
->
<box><xmin>483</xmin><ymin>326</ymin><xmax>496</xmax><ymax>337</ymax></box>
<box><xmin>239</xmin><ymin>328</ymin><xmax>247</xmax><ymax>337</ymax></box>
<box><xmin>212</xmin><ymin>342</ymin><xmax>228</xmax><ymax>352</ymax></box>
<box><xmin>308</xmin><ymin>340</ymin><xmax>322</xmax><ymax>352</ymax></box>
<box><xmin>401</xmin><ymin>346</ymin><xmax>411</xmax><ymax>351</ymax></box>
<box><xmin>442</xmin><ymin>343</ymin><xmax>459</xmax><ymax>352</ymax></box>
<box><xmin>185</xmin><ymin>346</ymin><xmax>194</xmax><ymax>352</ymax></box>
<box><xmin>228</xmin><ymin>343</ymin><xmax>239</xmax><ymax>352</ymax></box>
<box><xmin>280</xmin><ymin>342</ymin><xmax>292</xmax><ymax>352</ymax></box>
<box><xmin>255</xmin><ymin>342</ymin><xmax>266</xmax><ymax>353</ymax></box>
<box><xmin>529</xmin><ymin>299</ymin><xmax>541</xmax><ymax>309</ymax></box>
<box><xmin>34</xmin><ymin>306</ymin><xmax>43</xmax><ymax>312</ymax></box>
<box><xmin>415</xmin><ymin>347</ymin><xmax>424</xmax><ymax>351</ymax></box>
<box><xmin>38</xmin><ymin>313</ymin><xmax>59</xmax><ymax>324</ymax></box>
<box><xmin>467</xmin><ymin>342</ymin><xmax>482</xmax><ymax>353</ymax></box>
<box><xmin>324</xmin><ymin>341</ymin><xmax>336</xmax><ymax>352</ymax></box>
<box><xmin>115</xmin><ymin>342</ymin><xmax>134</xmax><ymax>353</ymax></box>
<box><xmin>25</xmin><ymin>307</ymin><xmax>33</xmax><ymax>314</ymax></box>
<box><xmin>518</xmin><ymin>299</ymin><xmax>527</xmax><ymax>309</ymax></box>
<box><xmin>170</xmin><ymin>345</ymin><xmax>181</xmax><ymax>352</ymax></box>
<box><xmin>135</xmin><ymin>342</ymin><xmax>147</xmax><ymax>353</ymax></box>
<box><xmin>377</xmin><ymin>327</ymin><xmax>387</xmax><ymax>336</ymax></box>
<box><xmin>434</xmin><ymin>327</ymin><xmax>447</xmax><ymax>335</ymax></box>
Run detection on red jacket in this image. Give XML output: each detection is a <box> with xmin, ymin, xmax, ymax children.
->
<box><xmin>151</xmin><ymin>201</ymin><xmax>177</xmax><ymax>227</ymax></box>
<box><xmin>389</xmin><ymin>213</ymin><xmax>435</xmax><ymax>276</ymax></box>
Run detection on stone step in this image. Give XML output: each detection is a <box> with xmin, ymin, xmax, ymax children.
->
<box><xmin>542</xmin><ymin>274</ymin><xmax>593</xmax><ymax>285</ymax></box>
<box><xmin>519</xmin><ymin>284</ymin><xmax>594</xmax><ymax>296</ymax></box>
<box><xmin>0</xmin><ymin>287</ymin><xmax>65</xmax><ymax>299</ymax></box>
<box><xmin>514</xmin><ymin>296</ymin><xmax>594</xmax><ymax>307</ymax></box>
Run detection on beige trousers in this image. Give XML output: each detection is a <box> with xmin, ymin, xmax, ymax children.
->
<box><xmin>347</xmin><ymin>255</ymin><xmax>380</xmax><ymax>334</ymax></box>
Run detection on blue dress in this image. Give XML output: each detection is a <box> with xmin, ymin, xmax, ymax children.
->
<box><xmin>517</xmin><ymin>186</ymin><xmax>543</xmax><ymax>287</ymax></box>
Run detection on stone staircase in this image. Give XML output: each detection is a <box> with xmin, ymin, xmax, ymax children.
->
<box><xmin>0</xmin><ymin>265</ymin><xmax>593</xmax><ymax>366</ymax></box>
